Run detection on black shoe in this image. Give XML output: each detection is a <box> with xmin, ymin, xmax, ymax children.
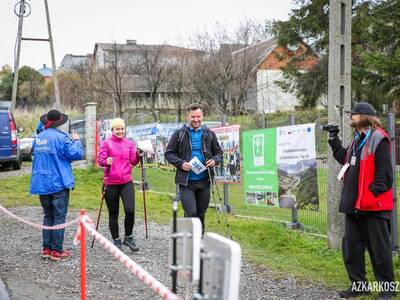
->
<box><xmin>113</xmin><ymin>238</ymin><xmax>122</xmax><ymax>250</ymax></box>
<box><xmin>376</xmin><ymin>291</ymin><xmax>396</xmax><ymax>300</ymax></box>
<box><xmin>123</xmin><ymin>235</ymin><xmax>139</xmax><ymax>252</ymax></box>
<box><xmin>338</xmin><ymin>287</ymin><xmax>370</xmax><ymax>298</ymax></box>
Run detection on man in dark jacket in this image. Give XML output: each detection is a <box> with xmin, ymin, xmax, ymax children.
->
<box><xmin>328</xmin><ymin>102</ymin><xmax>395</xmax><ymax>299</ymax></box>
<box><xmin>165</xmin><ymin>103</ymin><xmax>223</xmax><ymax>233</ymax></box>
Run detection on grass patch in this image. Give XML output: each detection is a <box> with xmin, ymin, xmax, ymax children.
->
<box><xmin>4</xmin><ymin>166</ymin><xmax>400</xmax><ymax>291</ymax></box>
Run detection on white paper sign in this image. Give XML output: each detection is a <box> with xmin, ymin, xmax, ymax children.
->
<box><xmin>189</xmin><ymin>157</ymin><xmax>206</xmax><ymax>174</ymax></box>
<box><xmin>137</xmin><ymin>139</ymin><xmax>154</xmax><ymax>154</ymax></box>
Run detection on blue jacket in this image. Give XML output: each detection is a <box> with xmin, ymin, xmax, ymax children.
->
<box><xmin>188</xmin><ymin>127</ymin><xmax>207</xmax><ymax>180</ymax></box>
<box><xmin>30</xmin><ymin>128</ymin><xmax>84</xmax><ymax>195</ymax></box>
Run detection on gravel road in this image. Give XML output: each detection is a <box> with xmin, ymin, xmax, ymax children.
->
<box><xmin>0</xmin><ymin>166</ymin><xmax>341</xmax><ymax>299</ymax></box>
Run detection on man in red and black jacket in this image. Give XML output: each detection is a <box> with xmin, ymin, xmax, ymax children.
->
<box><xmin>328</xmin><ymin>102</ymin><xmax>395</xmax><ymax>299</ymax></box>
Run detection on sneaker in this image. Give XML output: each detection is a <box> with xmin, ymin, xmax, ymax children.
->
<box><xmin>42</xmin><ymin>248</ymin><xmax>51</xmax><ymax>259</ymax></box>
<box><xmin>338</xmin><ymin>287</ymin><xmax>370</xmax><ymax>298</ymax></box>
<box><xmin>50</xmin><ymin>250</ymin><xmax>71</xmax><ymax>261</ymax></box>
<box><xmin>113</xmin><ymin>238</ymin><xmax>122</xmax><ymax>250</ymax></box>
<box><xmin>123</xmin><ymin>235</ymin><xmax>139</xmax><ymax>252</ymax></box>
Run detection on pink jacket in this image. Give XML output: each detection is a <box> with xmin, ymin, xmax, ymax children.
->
<box><xmin>97</xmin><ymin>135</ymin><xmax>139</xmax><ymax>185</ymax></box>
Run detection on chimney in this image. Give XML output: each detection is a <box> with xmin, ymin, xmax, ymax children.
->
<box><xmin>126</xmin><ymin>39</ymin><xmax>137</xmax><ymax>45</ymax></box>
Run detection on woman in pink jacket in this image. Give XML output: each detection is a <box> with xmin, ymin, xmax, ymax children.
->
<box><xmin>97</xmin><ymin>118</ymin><xmax>140</xmax><ymax>251</ymax></box>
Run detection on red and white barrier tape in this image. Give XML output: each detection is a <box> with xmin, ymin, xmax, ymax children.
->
<box><xmin>0</xmin><ymin>204</ymin><xmax>79</xmax><ymax>230</ymax></box>
<box><xmin>75</xmin><ymin>214</ymin><xmax>181</xmax><ymax>300</ymax></box>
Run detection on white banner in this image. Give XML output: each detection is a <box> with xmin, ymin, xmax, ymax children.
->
<box><xmin>211</xmin><ymin>125</ymin><xmax>241</xmax><ymax>183</ymax></box>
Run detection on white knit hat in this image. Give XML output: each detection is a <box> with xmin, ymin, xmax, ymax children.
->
<box><xmin>110</xmin><ymin>118</ymin><xmax>125</xmax><ymax>129</ymax></box>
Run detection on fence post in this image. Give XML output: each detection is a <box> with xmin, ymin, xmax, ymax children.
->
<box><xmin>80</xmin><ymin>210</ymin><xmax>87</xmax><ymax>300</ymax></box>
<box><xmin>85</xmin><ymin>102</ymin><xmax>97</xmax><ymax>166</ymax></box>
<box><xmin>387</xmin><ymin>113</ymin><xmax>398</xmax><ymax>252</ymax></box>
<box><xmin>222</xmin><ymin>113</ymin><xmax>231</xmax><ymax>213</ymax></box>
<box><xmin>288</xmin><ymin>114</ymin><xmax>301</xmax><ymax>229</ymax></box>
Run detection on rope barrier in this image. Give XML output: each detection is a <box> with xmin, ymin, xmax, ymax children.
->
<box><xmin>75</xmin><ymin>213</ymin><xmax>181</xmax><ymax>300</ymax></box>
<box><xmin>0</xmin><ymin>204</ymin><xmax>79</xmax><ymax>230</ymax></box>
<box><xmin>0</xmin><ymin>205</ymin><xmax>180</xmax><ymax>300</ymax></box>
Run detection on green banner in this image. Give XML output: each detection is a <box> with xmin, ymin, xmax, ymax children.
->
<box><xmin>242</xmin><ymin>124</ymin><xmax>319</xmax><ymax>210</ymax></box>
<box><xmin>242</xmin><ymin>129</ymin><xmax>279</xmax><ymax>206</ymax></box>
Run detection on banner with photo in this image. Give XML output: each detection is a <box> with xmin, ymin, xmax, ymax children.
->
<box><xmin>242</xmin><ymin>123</ymin><xmax>319</xmax><ymax>210</ymax></box>
<box><xmin>211</xmin><ymin>125</ymin><xmax>241</xmax><ymax>183</ymax></box>
<box><xmin>98</xmin><ymin>121</ymin><xmax>223</xmax><ymax>165</ymax></box>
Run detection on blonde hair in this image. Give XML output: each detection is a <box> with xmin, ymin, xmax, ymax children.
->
<box><xmin>110</xmin><ymin>118</ymin><xmax>125</xmax><ymax>129</ymax></box>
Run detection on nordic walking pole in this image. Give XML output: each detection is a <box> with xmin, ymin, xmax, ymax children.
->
<box><xmin>91</xmin><ymin>182</ymin><xmax>106</xmax><ymax>248</ymax></box>
<box><xmin>91</xmin><ymin>164</ymin><xmax>109</xmax><ymax>248</ymax></box>
<box><xmin>140</xmin><ymin>153</ymin><xmax>149</xmax><ymax>238</ymax></box>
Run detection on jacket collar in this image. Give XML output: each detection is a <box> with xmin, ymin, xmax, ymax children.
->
<box><xmin>111</xmin><ymin>134</ymin><xmax>124</xmax><ymax>142</ymax></box>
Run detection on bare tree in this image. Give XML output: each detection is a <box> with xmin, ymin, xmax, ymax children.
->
<box><xmin>189</xmin><ymin>20</ymin><xmax>268</xmax><ymax>116</ymax></box>
<box><xmin>97</xmin><ymin>43</ymin><xmax>130</xmax><ymax>117</ymax></box>
<box><xmin>231</xmin><ymin>19</ymin><xmax>268</xmax><ymax>114</ymax></box>
<box><xmin>166</xmin><ymin>46</ymin><xmax>203</xmax><ymax>122</ymax></box>
<box><xmin>136</xmin><ymin>44</ymin><xmax>169</xmax><ymax>121</ymax></box>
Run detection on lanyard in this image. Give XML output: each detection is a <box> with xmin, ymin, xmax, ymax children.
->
<box><xmin>352</xmin><ymin>129</ymin><xmax>371</xmax><ymax>157</ymax></box>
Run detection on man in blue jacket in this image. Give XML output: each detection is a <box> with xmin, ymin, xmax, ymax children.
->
<box><xmin>30</xmin><ymin>109</ymin><xmax>84</xmax><ymax>261</ymax></box>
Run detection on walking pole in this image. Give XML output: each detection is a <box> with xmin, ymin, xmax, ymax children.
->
<box><xmin>91</xmin><ymin>164</ymin><xmax>109</xmax><ymax>248</ymax></box>
<box><xmin>91</xmin><ymin>182</ymin><xmax>106</xmax><ymax>248</ymax></box>
<box><xmin>140</xmin><ymin>155</ymin><xmax>149</xmax><ymax>238</ymax></box>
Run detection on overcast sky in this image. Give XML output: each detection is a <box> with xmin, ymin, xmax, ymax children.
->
<box><xmin>0</xmin><ymin>0</ymin><xmax>293</xmax><ymax>70</ymax></box>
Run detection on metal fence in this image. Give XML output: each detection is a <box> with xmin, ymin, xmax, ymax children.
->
<box><xmin>81</xmin><ymin>111</ymin><xmax>399</xmax><ymax>240</ymax></box>
<box><xmin>229</xmin><ymin>111</ymin><xmax>399</xmax><ymax>241</ymax></box>
<box><xmin>228</xmin><ymin>111</ymin><xmax>328</xmax><ymax>235</ymax></box>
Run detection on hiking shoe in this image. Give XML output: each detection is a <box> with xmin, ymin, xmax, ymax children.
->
<box><xmin>50</xmin><ymin>250</ymin><xmax>71</xmax><ymax>261</ymax></box>
<box><xmin>123</xmin><ymin>235</ymin><xmax>139</xmax><ymax>252</ymax></box>
<box><xmin>42</xmin><ymin>248</ymin><xmax>52</xmax><ymax>259</ymax></box>
<box><xmin>113</xmin><ymin>238</ymin><xmax>122</xmax><ymax>250</ymax></box>
<box><xmin>338</xmin><ymin>287</ymin><xmax>370</xmax><ymax>298</ymax></box>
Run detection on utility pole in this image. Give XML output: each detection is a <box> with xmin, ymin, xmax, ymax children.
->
<box><xmin>327</xmin><ymin>0</ymin><xmax>352</xmax><ymax>249</ymax></box>
<box><xmin>10</xmin><ymin>0</ymin><xmax>61</xmax><ymax>113</ymax></box>
<box><xmin>222</xmin><ymin>112</ymin><xmax>231</xmax><ymax>213</ymax></box>
<box><xmin>44</xmin><ymin>0</ymin><xmax>61</xmax><ymax>109</ymax></box>
<box><xmin>10</xmin><ymin>0</ymin><xmax>27</xmax><ymax>113</ymax></box>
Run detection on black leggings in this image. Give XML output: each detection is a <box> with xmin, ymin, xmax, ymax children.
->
<box><xmin>104</xmin><ymin>181</ymin><xmax>135</xmax><ymax>239</ymax></box>
<box><xmin>179</xmin><ymin>179</ymin><xmax>210</xmax><ymax>233</ymax></box>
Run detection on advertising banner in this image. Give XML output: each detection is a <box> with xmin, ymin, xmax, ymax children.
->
<box><xmin>242</xmin><ymin>128</ymin><xmax>278</xmax><ymax>206</ymax></box>
<box><xmin>243</xmin><ymin>123</ymin><xmax>319</xmax><ymax>210</ymax></box>
<box><xmin>211</xmin><ymin>125</ymin><xmax>241</xmax><ymax>183</ymax></box>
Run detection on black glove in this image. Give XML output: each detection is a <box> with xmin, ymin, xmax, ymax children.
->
<box><xmin>328</xmin><ymin>129</ymin><xmax>339</xmax><ymax>140</ymax></box>
<box><xmin>322</xmin><ymin>123</ymin><xmax>339</xmax><ymax>139</ymax></box>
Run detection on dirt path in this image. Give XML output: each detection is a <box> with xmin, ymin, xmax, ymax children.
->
<box><xmin>0</xmin><ymin>165</ymin><xmax>340</xmax><ymax>299</ymax></box>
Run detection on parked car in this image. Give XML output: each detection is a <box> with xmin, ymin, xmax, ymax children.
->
<box><xmin>0</xmin><ymin>109</ymin><xmax>23</xmax><ymax>169</ymax></box>
<box><xmin>19</xmin><ymin>133</ymin><xmax>35</xmax><ymax>161</ymax></box>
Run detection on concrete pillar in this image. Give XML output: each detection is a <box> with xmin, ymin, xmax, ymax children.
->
<box><xmin>85</xmin><ymin>102</ymin><xmax>97</xmax><ymax>166</ymax></box>
<box><xmin>327</xmin><ymin>0</ymin><xmax>352</xmax><ymax>249</ymax></box>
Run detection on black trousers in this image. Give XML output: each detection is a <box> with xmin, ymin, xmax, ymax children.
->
<box><xmin>104</xmin><ymin>181</ymin><xmax>135</xmax><ymax>240</ymax></box>
<box><xmin>179</xmin><ymin>179</ymin><xmax>210</xmax><ymax>233</ymax></box>
<box><xmin>342</xmin><ymin>214</ymin><xmax>394</xmax><ymax>284</ymax></box>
